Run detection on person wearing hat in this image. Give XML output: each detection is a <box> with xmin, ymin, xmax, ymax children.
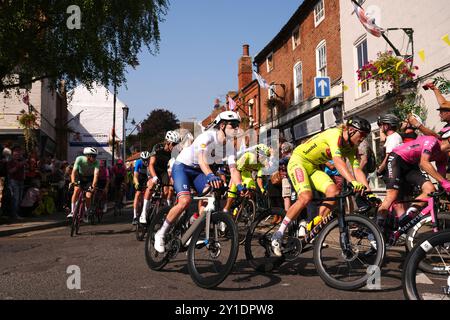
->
<box><xmin>376</xmin><ymin>114</ymin><xmax>403</xmax><ymax>177</ymax></box>
<box><xmin>408</xmin><ymin>82</ymin><xmax>450</xmax><ymax>138</ymax></box>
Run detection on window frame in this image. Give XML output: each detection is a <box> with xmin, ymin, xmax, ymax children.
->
<box><xmin>293</xmin><ymin>61</ymin><xmax>304</xmax><ymax>104</ymax></box>
<box><xmin>355</xmin><ymin>36</ymin><xmax>370</xmax><ymax>95</ymax></box>
<box><xmin>316</xmin><ymin>40</ymin><xmax>327</xmax><ymax>77</ymax></box>
<box><xmin>314</xmin><ymin>0</ymin><xmax>325</xmax><ymax>27</ymax></box>
<box><xmin>266</xmin><ymin>52</ymin><xmax>274</xmax><ymax>73</ymax></box>
<box><xmin>292</xmin><ymin>26</ymin><xmax>300</xmax><ymax>50</ymax></box>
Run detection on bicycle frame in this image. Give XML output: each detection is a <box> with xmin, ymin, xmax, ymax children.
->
<box><xmin>387</xmin><ymin>191</ymin><xmax>444</xmax><ymax>243</ymax></box>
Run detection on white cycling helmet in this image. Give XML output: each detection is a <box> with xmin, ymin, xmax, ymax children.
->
<box><xmin>441</xmin><ymin>126</ymin><xmax>450</xmax><ymax>139</ymax></box>
<box><xmin>83</xmin><ymin>147</ymin><xmax>98</xmax><ymax>156</ymax></box>
<box><xmin>212</xmin><ymin>111</ymin><xmax>241</xmax><ymax>127</ymax></box>
<box><xmin>165</xmin><ymin>131</ymin><xmax>181</xmax><ymax>144</ymax></box>
<box><xmin>140</xmin><ymin>151</ymin><xmax>151</xmax><ymax>160</ymax></box>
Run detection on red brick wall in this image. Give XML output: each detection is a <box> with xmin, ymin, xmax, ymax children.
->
<box><xmin>256</xmin><ymin>0</ymin><xmax>342</xmax><ymax>124</ymax></box>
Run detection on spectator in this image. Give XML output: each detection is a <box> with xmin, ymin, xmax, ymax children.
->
<box><xmin>277</xmin><ymin>142</ymin><xmax>294</xmax><ymax>224</ymax></box>
<box><xmin>20</xmin><ymin>181</ymin><xmax>41</xmax><ymax>217</ymax></box>
<box><xmin>7</xmin><ymin>145</ymin><xmax>26</xmax><ymax>219</ymax></box>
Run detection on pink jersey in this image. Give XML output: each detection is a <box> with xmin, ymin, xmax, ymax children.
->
<box><xmin>393</xmin><ymin>136</ymin><xmax>448</xmax><ymax>173</ymax></box>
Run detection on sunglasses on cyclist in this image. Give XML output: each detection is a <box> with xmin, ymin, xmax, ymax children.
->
<box><xmin>228</xmin><ymin>121</ymin><xmax>240</xmax><ymax>129</ymax></box>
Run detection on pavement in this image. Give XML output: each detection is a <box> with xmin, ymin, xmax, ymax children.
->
<box><xmin>0</xmin><ymin>202</ymin><xmax>132</xmax><ymax>237</ymax></box>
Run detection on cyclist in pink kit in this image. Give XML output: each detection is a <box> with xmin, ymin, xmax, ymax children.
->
<box><xmin>376</xmin><ymin>131</ymin><xmax>450</xmax><ymax>233</ymax></box>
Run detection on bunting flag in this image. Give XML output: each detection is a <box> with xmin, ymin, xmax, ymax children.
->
<box><xmin>343</xmin><ymin>84</ymin><xmax>349</xmax><ymax>92</ymax></box>
<box><xmin>358</xmin><ymin>79</ymin><xmax>368</xmax><ymax>87</ymax></box>
<box><xmin>352</xmin><ymin>0</ymin><xmax>384</xmax><ymax>38</ymax></box>
<box><xmin>442</xmin><ymin>34</ymin><xmax>450</xmax><ymax>46</ymax></box>
<box><xmin>227</xmin><ymin>96</ymin><xmax>237</xmax><ymax>111</ymax></box>
<box><xmin>378</xmin><ymin>67</ymin><xmax>385</xmax><ymax>74</ymax></box>
<box><xmin>395</xmin><ymin>60</ymin><xmax>403</xmax><ymax>71</ymax></box>
<box><xmin>253</xmin><ymin>71</ymin><xmax>270</xmax><ymax>89</ymax></box>
<box><xmin>418</xmin><ymin>49</ymin><xmax>426</xmax><ymax>62</ymax></box>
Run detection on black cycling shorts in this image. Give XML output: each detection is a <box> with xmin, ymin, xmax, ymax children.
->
<box><xmin>385</xmin><ymin>153</ymin><xmax>429</xmax><ymax>190</ymax></box>
<box><xmin>156</xmin><ymin>170</ymin><xmax>170</xmax><ymax>186</ymax></box>
<box><xmin>79</xmin><ymin>176</ymin><xmax>94</xmax><ymax>191</ymax></box>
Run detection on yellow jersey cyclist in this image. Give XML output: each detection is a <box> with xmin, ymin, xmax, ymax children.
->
<box><xmin>271</xmin><ymin>117</ymin><xmax>373</xmax><ymax>256</ymax></box>
<box><xmin>223</xmin><ymin>144</ymin><xmax>271</xmax><ymax>213</ymax></box>
<box><xmin>66</xmin><ymin>147</ymin><xmax>100</xmax><ymax>223</ymax></box>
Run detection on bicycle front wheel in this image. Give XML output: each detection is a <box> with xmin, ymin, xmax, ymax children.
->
<box><xmin>313</xmin><ymin>214</ymin><xmax>385</xmax><ymax>291</ymax></box>
<box><xmin>403</xmin><ymin>229</ymin><xmax>450</xmax><ymax>300</ymax></box>
<box><xmin>187</xmin><ymin>212</ymin><xmax>239</xmax><ymax>289</ymax></box>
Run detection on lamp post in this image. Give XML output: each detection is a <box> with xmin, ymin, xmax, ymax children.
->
<box><xmin>122</xmin><ymin>105</ymin><xmax>129</xmax><ymax>161</ymax></box>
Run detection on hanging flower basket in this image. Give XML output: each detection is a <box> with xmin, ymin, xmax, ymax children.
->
<box><xmin>432</xmin><ymin>76</ymin><xmax>450</xmax><ymax>95</ymax></box>
<box><xmin>18</xmin><ymin>110</ymin><xmax>38</xmax><ymax>153</ymax></box>
<box><xmin>266</xmin><ymin>97</ymin><xmax>284</xmax><ymax>110</ymax></box>
<box><xmin>357</xmin><ymin>51</ymin><xmax>419</xmax><ymax>95</ymax></box>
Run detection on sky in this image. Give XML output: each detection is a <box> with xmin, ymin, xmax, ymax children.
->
<box><xmin>118</xmin><ymin>0</ymin><xmax>303</xmax><ymax>129</ymax></box>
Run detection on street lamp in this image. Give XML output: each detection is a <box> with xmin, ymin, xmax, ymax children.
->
<box><xmin>122</xmin><ymin>105</ymin><xmax>129</xmax><ymax>161</ymax></box>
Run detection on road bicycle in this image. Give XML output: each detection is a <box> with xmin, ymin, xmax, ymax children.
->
<box><xmin>136</xmin><ymin>183</ymin><xmax>165</xmax><ymax>241</ymax></box>
<box><xmin>359</xmin><ymin>189</ymin><xmax>450</xmax><ymax>273</ymax></box>
<box><xmin>145</xmin><ymin>186</ymin><xmax>239</xmax><ymax>289</ymax></box>
<box><xmin>113</xmin><ymin>182</ymin><xmax>127</xmax><ymax>217</ymax></box>
<box><xmin>245</xmin><ymin>184</ymin><xmax>386</xmax><ymax>291</ymax></box>
<box><xmin>403</xmin><ymin>229</ymin><xmax>450</xmax><ymax>300</ymax></box>
<box><xmin>89</xmin><ymin>187</ymin><xmax>106</xmax><ymax>224</ymax></box>
<box><xmin>70</xmin><ymin>183</ymin><xmax>93</xmax><ymax>237</ymax></box>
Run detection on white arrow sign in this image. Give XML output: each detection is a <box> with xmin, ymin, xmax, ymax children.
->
<box><xmin>318</xmin><ymin>80</ymin><xmax>328</xmax><ymax>97</ymax></box>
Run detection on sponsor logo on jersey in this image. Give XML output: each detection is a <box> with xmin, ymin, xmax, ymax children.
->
<box><xmin>294</xmin><ymin>168</ymin><xmax>304</xmax><ymax>183</ymax></box>
<box><xmin>302</xmin><ymin>143</ymin><xmax>317</xmax><ymax>155</ymax></box>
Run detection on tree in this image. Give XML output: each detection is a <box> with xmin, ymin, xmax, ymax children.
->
<box><xmin>0</xmin><ymin>1</ymin><xmax>169</xmax><ymax>93</ymax></box>
<box><xmin>128</xmin><ymin>108</ymin><xmax>179</xmax><ymax>152</ymax></box>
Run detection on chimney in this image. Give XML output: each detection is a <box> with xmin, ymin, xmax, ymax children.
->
<box><xmin>238</xmin><ymin>44</ymin><xmax>253</xmax><ymax>91</ymax></box>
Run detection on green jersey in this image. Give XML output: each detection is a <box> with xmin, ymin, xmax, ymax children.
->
<box><xmin>73</xmin><ymin>156</ymin><xmax>100</xmax><ymax>177</ymax></box>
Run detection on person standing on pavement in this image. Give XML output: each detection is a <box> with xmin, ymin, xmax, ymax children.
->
<box><xmin>7</xmin><ymin>145</ymin><xmax>27</xmax><ymax>220</ymax></box>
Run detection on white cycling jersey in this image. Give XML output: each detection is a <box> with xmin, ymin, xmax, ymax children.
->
<box><xmin>176</xmin><ymin>130</ymin><xmax>236</xmax><ymax>168</ymax></box>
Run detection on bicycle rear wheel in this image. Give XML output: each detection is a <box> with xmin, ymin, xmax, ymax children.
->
<box><xmin>244</xmin><ymin>209</ymin><xmax>295</xmax><ymax>272</ymax></box>
<box><xmin>187</xmin><ymin>212</ymin><xmax>239</xmax><ymax>289</ymax></box>
<box><xmin>70</xmin><ymin>201</ymin><xmax>82</xmax><ymax>237</ymax></box>
<box><xmin>144</xmin><ymin>206</ymin><xmax>172</xmax><ymax>271</ymax></box>
<box><xmin>313</xmin><ymin>214</ymin><xmax>385</xmax><ymax>291</ymax></box>
<box><xmin>403</xmin><ymin>229</ymin><xmax>450</xmax><ymax>300</ymax></box>
<box><xmin>235</xmin><ymin>199</ymin><xmax>256</xmax><ymax>245</ymax></box>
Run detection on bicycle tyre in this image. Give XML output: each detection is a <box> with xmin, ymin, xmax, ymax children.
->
<box><xmin>187</xmin><ymin>212</ymin><xmax>239</xmax><ymax>289</ymax></box>
<box><xmin>244</xmin><ymin>209</ymin><xmax>289</xmax><ymax>272</ymax></box>
<box><xmin>403</xmin><ymin>229</ymin><xmax>450</xmax><ymax>300</ymax></box>
<box><xmin>313</xmin><ymin>214</ymin><xmax>386</xmax><ymax>291</ymax></box>
<box><xmin>235</xmin><ymin>199</ymin><xmax>256</xmax><ymax>245</ymax></box>
<box><xmin>144</xmin><ymin>206</ymin><xmax>172</xmax><ymax>271</ymax></box>
<box><xmin>406</xmin><ymin>212</ymin><xmax>450</xmax><ymax>254</ymax></box>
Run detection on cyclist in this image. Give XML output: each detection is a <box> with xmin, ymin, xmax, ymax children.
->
<box><xmin>153</xmin><ymin>111</ymin><xmax>245</xmax><ymax>253</ymax></box>
<box><xmin>223</xmin><ymin>143</ymin><xmax>270</xmax><ymax>213</ymax></box>
<box><xmin>376</xmin><ymin>131</ymin><xmax>450</xmax><ymax>235</ymax></box>
<box><xmin>66</xmin><ymin>147</ymin><xmax>100</xmax><ymax>222</ymax></box>
<box><xmin>139</xmin><ymin>131</ymin><xmax>181</xmax><ymax>225</ymax></box>
<box><xmin>96</xmin><ymin>160</ymin><xmax>110</xmax><ymax>213</ymax></box>
<box><xmin>132</xmin><ymin>151</ymin><xmax>151</xmax><ymax>225</ymax></box>
<box><xmin>112</xmin><ymin>159</ymin><xmax>127</xmax><ymax>207</ymax></box>
<box><xmin>271</xmin><ymin>117</ymin><xmax>372</xmax><ymax>256</ymax></box>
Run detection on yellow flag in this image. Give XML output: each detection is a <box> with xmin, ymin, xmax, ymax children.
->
<box><xmin>343</xmin><ymin>84</ymin><xmax>349</xmax><ymax>91</ymax></box>
<box><xmin>418</xmin><ymin>49</ymin><xmax>426</xmax><ymax>62</ymax></box>
<box><xmin>442</xmin><ymin>34</ymin><xmax>450</xmax><ymax>46</ymax></box>
<box><xmin>358</xmin><ymin>80</ymin><xmax>367</xmax><ymax>87</ymax></box>
<box><xmin>378</xmin><ymin>67</ymin><xmax>385</xmax><ymax>74</ymax></box>
<box><xmin>396</xmin><ymin>60</ymin><xmax>403</xmax><ymax>71</ymax></box>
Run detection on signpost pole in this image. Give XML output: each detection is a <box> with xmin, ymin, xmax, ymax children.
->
<box><xmin>320</xmin><ymin>98</ymin><xmax>325</xmax><ymax>131</ymax></box>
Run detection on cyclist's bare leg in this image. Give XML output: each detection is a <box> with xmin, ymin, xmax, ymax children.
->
<box><xmin>406</xmin><ymin>181</ymin><xmax>436</xmax><ymax>215</ymax></box>
<box><xmin>133</xmin><ymin>190</ymin><xmax>142</xmax><ymax>219</ymax></box>
<box><xmin>70</xmin><ymin>186</ymin><xmax>81</xmax><ymax>214</ymax></box>
<box><xmin>318</xmin><ymin>184</ymin><xmax>339</xmax><ymax>218</ymax></box>
<box><xmin>223</xmin><ymin>197</ymin><xmax>234</xmax><ymax>212</ymax></box>
<box><xmin>377</xmin><ymin>189</ymin><xmax>399</xmax><ymax>227</ymax></box>
<box><xmin>156</xmin><ymin>195</ymin><xmax>192</xmax><ymax>237</ymax></box>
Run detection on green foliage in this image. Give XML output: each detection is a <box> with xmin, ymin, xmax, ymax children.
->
<box><xmin>433</xmin><ymin>76</ymin><xmax>450</xmax><ymax>95</ymax></box>
<box><xmin>0</xmin><ymin>0</ymin><xmax>169</xmax><ymax>93</ymax></box>
<box><xmin>391</xmin><ymin>92</ymin><xmax>427</xmax><ymax>123</ymax></box>
<box><xmin>128</xmin><ymin>108</ymin><xmax>179</xmax><ymax>152</ymax></box>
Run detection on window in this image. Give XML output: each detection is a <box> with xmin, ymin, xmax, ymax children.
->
<box><xmin>316</xmin><ymin>41</ymin><xmax>327</xmax><ymax>77</ymax></box>
<box><xmin>266</xmin><ymin>52</ymin><xmax>274</xmax><ymax>72</ymax></box>
<box><xmin>314</xmin><ymin>0</ymin><xmax>325</xmax><ymax>27</ymax></box>
<box><xmin>292</xmin><ymin>27</ymin><xmax>300</xmax><ymax>49</ymax></box>
<box><xmin>294</xmin><ymin>62</ymin><xmax>303</xmax><ymax>104</ymax></box>
<box><xmin>356</xmin><ymin>37</ymin><xmax>369</xmax><ymax>94</ymax></box>
<box><xmin>268</xmin><ymin>84</ymin><xmax>276</xmax><ymax>99</ymax></box>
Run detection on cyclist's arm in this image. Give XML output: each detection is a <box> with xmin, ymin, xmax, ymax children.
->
<box><xmin>354</xmin><ymin>167</ymin><xmax>371</xmax><ymax>191</ymax></box>
<box><xmin>198</xmin><ymin>150</ymin><xmax>214</xmax><ymax>176</ymax></box>
<box><xmin>419</xmin><ymin>153</ymin><xmax>446</xmax><ymax>184</ymax></box>
<box><xmin>416</xmin><ymin>125</ymin><xmax>440</xmax><ymax>138</ymax></box>
<box><xmin>377</xmin><ymin>153</ymin><xmax>389</xmax><ymax>173</ymax></box>
<box><xmin>148</xmin><ymin>156</ymin><xmax>158</xmax><ymax>179</ymax></box>
<box><xmin>92</xmin><ymin>168</ymin><xmax>99</xmax><ymax>188</ymax></box>
<box><xmin>333</xmin><ymin>156</ymin><xmax>357</xmax><ymax>184</ymax></box>
<box><xmin>71</xmin><ymin>167</ymin><xmax>78</xmax><ymax>184</ymax></box>
<box><xmin>133</xmin><ymin>172</ymin><xmax>139</xmax><ymax>186</ymax></box>
<box><xmin>229</xmin><ymin>164</ymin><xmax>242</xmax><ymax>187</ymax></box>
<box><xmin>256</xmin><ymin>177</ymin><xmax>264</xmax><ymax>191</ymax></box>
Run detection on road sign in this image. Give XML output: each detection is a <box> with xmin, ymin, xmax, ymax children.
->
<box><xmin>314</xmin><ymin>77</ymin><xmax>331</xmax><ymax>98</ymax></box>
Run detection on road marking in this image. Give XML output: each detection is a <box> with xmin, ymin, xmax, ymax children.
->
<box><xmin>416</xmin><ymin>272</ymin><xmax>434</xmax><ymax>284</ymax></box>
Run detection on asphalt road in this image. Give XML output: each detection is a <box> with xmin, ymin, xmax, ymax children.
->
<box><xmin>0</xmin><ymin>207</ymin><xmax>406</xmax><ymax>300</ymax></box>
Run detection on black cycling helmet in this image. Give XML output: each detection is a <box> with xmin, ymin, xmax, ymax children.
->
<box><xmin>377</xmin><ymin>114</ymin><xmax>399</xmax><ymax>127</ymax></box>
<box><xmin>346</xmin><ymin>116</ymin><xmax>371</xmax><ymax>134</ymax></box>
